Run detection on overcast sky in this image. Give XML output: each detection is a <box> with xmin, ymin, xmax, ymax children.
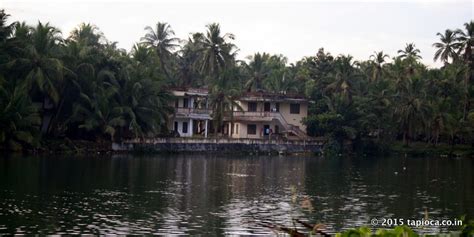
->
<box><xmin>3</xmin><ymin>0</ymin><xmax>473</xmax><ymax>67</ymax></box>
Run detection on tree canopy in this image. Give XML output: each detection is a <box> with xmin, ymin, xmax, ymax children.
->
<box><xmin>0</xmin><ymin>9</ymin><xmax>472</xmax><ymax>152</ymax></box>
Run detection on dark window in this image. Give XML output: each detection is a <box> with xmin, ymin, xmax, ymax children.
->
<box><xmin>264</xmin><ymin>102</ymin><xmax>270</xmax><ymax>112</ymax></box>
<box><xmin>275</xmin><ymin>103</ymin><xmax>280</xmax><ymax>112</ymax></box>
<box><xmin>183</xmin><ymin>98</ymin><xmax>189</xmax><ymax>108</ymax></box>
<box><xmin>174</xmin><ymin>121</ymin><xmax>178</xmax><ymax>131</ymax></box>
<box><xmin>247</xmin><ymin>124</ymin><xmax>257</xmax><ymax>135</ymax></box>
<box><xmin>175</xmin><ymin>100</ymin><xmax>179</xmax><ymax>108</ymax></box>
<box><xmin>182</xmin><ymin>122</ymin><xmax>188</xmax><ymax>133</ymax></box>
<box><xmin>275</xmin><ymin>125</ymin><xmax>279</xmax><ymax>134</ymax></box>
<box><xmin>290</xmin><ymin>103</ymin><xmax>300</xmax><ymax>114</ymax></box>
<box><xmin>248</xmin><ymin>102</ymin><xmax>257</xmax><ymax>112</ymax></box>
<box><xmin>236</xmin><ymin>124</ymin><xmax>239</xmax><ymax>134</ymax></box>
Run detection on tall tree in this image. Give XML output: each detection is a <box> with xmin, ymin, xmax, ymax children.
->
<box><xmin>244</xmin><ymin>52</ymin><xmax>271</xmax><ymax>91</ymax></box>
<box><xmin>369</xmin><ymin>51</ymin><xmax>389</xmax><ymax>81</ymax></box>
<box><xmin>455</xmin><ymin>21</ymin><xmax>473</xmax><ymax>63</ymax></box>
<box><xmin>455</xmin><ymin>21</ymin><xmax>474</xmax><ymax>120</ymax></box>
<box><xmin>398</xmin><ymin>43</ymin><xmax>422</xmax><ymax>60</ymax></box>
<box><xmin>141</xmin><ymin>22</ymin><xmax>179</xmax><ymax>81</ymax></box>
<box><xmin>209</xmin><ymin>68</ymin><xmax>242</xmax><ymax>136</ymax></box>
<box><xmin>433</xmin><ymin>29</ymin><xmax>462</xmax><ymax>64</ymax></box>
<box><xmin>13</xmin><ymin>22</ymin><xmax>64</xmax><ymax>104</ymax></box>
<box><xmin>324</xmin><ymin>55</ymin><xmax>360</xmax><ymax>104</ymax></box>
<box><xmin>196</xmin><ymin>23</ymin><xmax>238</xmax><ymax>81</ymax></box>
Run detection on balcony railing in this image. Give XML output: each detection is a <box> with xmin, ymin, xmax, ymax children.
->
<box><xmin>231</xmin><ymin>111</ymin><xmax>279</xmax><ymax>118</ymax></box>
<box><xmin>175</xmin><ymin>107</ymin><xmax>212</xmax><ymax>115</ymax></box>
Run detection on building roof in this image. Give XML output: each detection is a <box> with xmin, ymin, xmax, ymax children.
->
<box><xmin>238</xmin><ymin>91</ymin><xmax>307</xmax><ymax>102</ymax></box>
<box><xmin>169</xmin><ymin>87</ymin><xmax>307</xmax><ymax>102</ymax></box>
<box><xmin>170</xmin><ymin>87</ymin><xmax>209</xmax><ymax>97</ymax></box>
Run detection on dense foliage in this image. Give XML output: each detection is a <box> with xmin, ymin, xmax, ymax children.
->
<box><xmin>0</xmin><ymin>9</ymin><xmax>472</xmax><ymax>152</ymax></box>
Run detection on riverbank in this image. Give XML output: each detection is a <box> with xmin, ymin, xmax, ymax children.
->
<box><xmin>22</xmin><ymin>139</ymin><xmax>114</xmax><ymax>155</ymax></box>
<box><xmin>390</xmin><ymin>142</ymin><xmax>474</xmax><ymax>158</ymax></box>
<box><xmin>113</xmin><ymin>137</ymin><xmax>324</xmax><ymax>155</ymax></box>
<box><xmin>3</xmin><ymin>138</ymin><xmax>473</xmax><ymax>158</ymax></box>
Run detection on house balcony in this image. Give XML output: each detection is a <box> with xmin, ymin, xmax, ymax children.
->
<box><xmin>175</xmin><ymin>107</ymin><xmax>212</xmax><ymax>120</ymax></box>
<box><xmin>230</xmin><ymin>111</ymin><xmax>309</xmax><ymax>139</ymax></box>
<box><xmin>230</xmin><ymin>111</ymin><xmax>280</xmax><ymax>122</ymax></box>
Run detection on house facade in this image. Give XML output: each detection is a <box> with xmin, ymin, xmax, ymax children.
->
<box><xmin>168</xmin><ymin>88</ymin><xmax>212</xmax><ymax>138</ymax></box>
<box><xmin>227</xmin><ymin>92</ymin><xmax>308</xmax><ymax>140</ymax></box>
<box><xmin>168</xmin><ymin>88</ymin><xmax>309</xmax><ymax>140</ymax></box>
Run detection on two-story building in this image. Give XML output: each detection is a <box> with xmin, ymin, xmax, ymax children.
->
<box><xmin>169</xmin><ymin>88</ymin><xmax>212</xmax><ymax>137</ymax></box>
<box><xmin>226</xmin><ymin>92</ymin><xmax>308</xmax><ymax>140</ymax></box>
<box><xmin>168</xmin><ymin>88</ymin><xmax>309</xmax><ymax>140</ymax></box>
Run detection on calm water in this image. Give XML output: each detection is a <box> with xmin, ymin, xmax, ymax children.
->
<box><xmin>0</xmin><ymin>154</ymin><xmax>472</xmax><ymax>235</ymax></box>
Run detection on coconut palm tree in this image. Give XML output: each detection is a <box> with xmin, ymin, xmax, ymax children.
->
<box><xmin>397</xmin><ymin>43</ymin><xmax>423</xmax><ymax>76</ymax></box>
<box><xmin>70</xmin><ymin>68</ymin><xmax>124</xmax><ymax>141</ymax></box>
<box><xmin>264</xmin><ymin>70</ymin><xmax>299</xmax><ymax>94</ymax></box>
<box><xmin>325</xmin><ymin>55</ymin><xmax>360</xmax><ymax>104</ymax></box>
<box><xmin>398</xmin><ymin>43</ymin><xmax>422</xmax><ymax>60</ymax></box>
<box><xmin>432</xmin><ymin>29</ymin><xmax>462</xmax><ymax>64</ymax></box>
<box><xmin>0</xmin><ymin>79</ymin><xmax>41</xmax><ymax>150</ymax></box>
<box><xmin>175</xmin><ymin>34</ymin><xmax>204</xmax><ymax>87</ymax></box>
<box><xmin>369</xmin><ymin>51</ymin><xmax>389</xmax><ymax>81</ymax></box>
<box><xmin>197</xmin><ymin>23</ymin><xmax>238</xmax><ymax>81</ymax></box>
<box><xmin>13</xmin><ymin>22</ymin><xmax>64</xmax><ymax>104</ymax></box>
<box><xmin>394</xmin><ymin>77</ymin><xmax>429</xmax><ymax>146</ymax></box>
<box><xmin>244</xmin><ymin>52</ymin><xmax>271</xmax><ymax>91</ymax></box>
<box><xmin>208</xmin><ymin>68</ymin><xmax>242</xmax><ymax>136</ymax></box>
<box><xmin>117</xmin><ymin>57</ymin><xmax>173</xmax><ymax>139</ymax></box>
<box><xmin>0</xmin><ymin>10</ymin><xmax>14</xmax><ymax>43</ymax></box>
<box><xmin>69</xmin><ymin>23</ymin><xmax>104</xmax><ymax>47</ymax></box>
<box><xmin>455</xmin><ymin>21</ymin><xmax>473</xmax><ymax>62</ymax></box>
<box><xmin>454</xmin><ymin>21</ymin><xmax>474</xmax><ymax>120</ymax></box>
<box><xmin>141</xmin><ymin>22</ymin><xmax>179</xmax><ymax>80</ymax></box>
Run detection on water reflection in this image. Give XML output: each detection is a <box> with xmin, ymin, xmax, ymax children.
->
<box><xmin>0</xmin><ymin>154</ymin><xmax>472</xmax><ymax>235</ymax></box>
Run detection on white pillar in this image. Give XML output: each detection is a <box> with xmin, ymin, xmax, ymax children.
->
<box><xmin>190</xmin><ymin>97</ymin><xmax>194</xmax><ymax>108</ymax></box>
<box><xmin>205</xmin><ymin>120</ymin><xmax>208</xmax><ymax>138</ymax></box>
<box><xmin>189</xmin><ymin>118</ymin><xmax>193</xmax><ymax>137</ymax></box>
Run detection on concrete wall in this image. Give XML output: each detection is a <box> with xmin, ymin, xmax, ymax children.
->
<box><xmin>231</xmin><ymin>121</ymin><xmax>280</xmax><ymax>139</ymax></box>
<box><xmin>114</xmin><ymin>139</ymin><xmax>321</xmax><ymax>154</ymax></box>
<box><xmin>279</xmin><ymin>102</ymin><xmax>307</xmax><ymax>131</ymax></box>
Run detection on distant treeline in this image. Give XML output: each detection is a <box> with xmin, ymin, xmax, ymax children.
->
<box><xmin>0</xmin><ymin>9</ymin><xmax>472</xmax><ymax>152</ymax></box>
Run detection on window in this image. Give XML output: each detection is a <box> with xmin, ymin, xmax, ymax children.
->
<box><xmin>264</xmin><ymin>102</ymin><xmax>271</xmax><ymax>112</ymax></box>
<box><xmin>290</xmin><ymin>103</ymin><xmax>300</xmax><ymax>114</ymax></box>
<box><xmin>235</xmin><ymin>124</ymin><xmax>239</xmax><ymax>134</ymax></box>
<box><xmin>174</xmin><ymin>121</ymin><xmax>178</xmax><ymax>131</ymax></box>
<box><xmin>275</xmin><ymin>103</ymin><xmax>280</xmax><ymax>112</ymax></box>
<box><xmin>182</xmin><ymin>122</ymin><xmax>188</xmax><ymax>133</ymax></box>
<box><xmin>175</xmin><ymin>100</ymin><xmax>179</xmax><ymax>108</ymax></box>
<box><xmin>247</xmin><ymin>124</ymin><xmax>257</xmax><ymax>135</ymax></box>
<box><xmin>183</xmin><ymin>98</ymin><xmax>189</xmax><ymax>108</ymax></box>
<box><xmin>275</xmin><ymin>125</ymin><xmax>279</xmax><ymax>134</ymax></box>
<box><xmin>248</xmin><ymin>102</ymin><xmax>257</xmax><ymax>112</ymax></box>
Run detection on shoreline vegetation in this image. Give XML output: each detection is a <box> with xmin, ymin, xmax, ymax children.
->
<box><xmin>0</xmin><ymin>9</ymin><xmax>473</xmax><ymax>156</ymax></box>
<box><xmin>16</xmin><ymin>138</ymin><xmax>474</xmax><ymax>158</ymax></box>
<box><xmin>259</xmin><ymin>218</ymin><xmax>474</xmax><ymax>237</ymax></box>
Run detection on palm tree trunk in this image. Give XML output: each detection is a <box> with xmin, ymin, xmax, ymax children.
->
<box><xmin>160</xmin><ymin>57</ymin><xmax>171</xmax><ymax>80</ymax></box>
<box><xmin>47</xmin><ymin>96</ymin><xmax>65</xmax><ymax>136</ymax></box>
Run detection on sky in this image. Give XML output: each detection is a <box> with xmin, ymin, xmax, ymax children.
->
<box><xmin>2</xmin><ymin>0</ymin><xmax>473</xmax><ymax>68</ymax></box>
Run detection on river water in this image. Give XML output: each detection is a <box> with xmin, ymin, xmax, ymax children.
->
<box><xmin>0</xmin><ymin>154</ymin><xmax>472</xmax><ymax>235</ymax></box>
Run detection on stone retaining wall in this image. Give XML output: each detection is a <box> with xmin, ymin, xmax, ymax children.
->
<box><xmin>112</xmin><ymin>139</ymin><xmax>322</xmax><ymax>154</ymax></box>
